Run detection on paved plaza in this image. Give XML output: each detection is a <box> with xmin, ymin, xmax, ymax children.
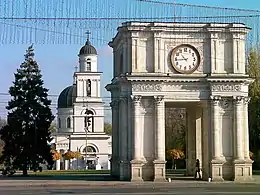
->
<box><xmin>0</xmin><ymin>179</ymin><xmax>260</xmax><ymax>195</ymax></box>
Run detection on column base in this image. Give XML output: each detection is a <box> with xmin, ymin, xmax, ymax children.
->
<box><xmin>153</xmin><ymin>160</ymin><xmax>166</xmax><ymax>182</ymax></box>
<box><xmin>130</xmin><ymin>159</ymin><xmax>146</xmax><ymax>182</ymax></box>
<box><xmin>119</xmin><ymin>160</ymin><xmax>130</xmax><ymax>181</ymax></box>
<box><xmin>110</xmin><ymin>157</ymin><xmax>120</xmax><ymax>178</ymax></box>
<box><xmin>186</xmin><ymin>158</ymin><xmax>196</xmax><ymax>176</ymax></box>
<box><xmin>233</xmin><ymin>159</ymin><xmax>253</xmax><ymax>182</ymax></box>
<box><xmin>211</xmin><ymin>159</ymin><xmax>226</xmax><ymax>181</ymax></box>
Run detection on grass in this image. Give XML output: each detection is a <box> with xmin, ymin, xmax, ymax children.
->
<box><xmin>10</xmin><ymin>170</ymin><xmax>110</xmax><ymax>177</ymax></box>
<box><xmin>6</xmin><ymin>169</ymin><xmax>260</xmax><ymax>178</ymax></box>
<box><xmin>33</xmin><ymin>170</ymin><xmax>110</xmax><ymax>175</ymax></box>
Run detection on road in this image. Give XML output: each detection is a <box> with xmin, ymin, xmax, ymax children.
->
<box><xmin>0</xmin><ymin>182</ymin><xmax>260</xmax><ymax>195</ymax></box>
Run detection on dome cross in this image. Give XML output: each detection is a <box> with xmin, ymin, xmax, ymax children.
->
<box><xmin>85</xmin><ymin>30</ymin><xmax>91</xmax><ymax>43</ymax></box>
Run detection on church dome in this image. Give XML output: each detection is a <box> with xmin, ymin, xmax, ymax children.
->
<box><xmin>79</xmin><ymin>39</ymin><xmax>97</xmax><ymax>55</ymax></box>
<box><xmin>57</xmin><ymin>85</ymin><xmax>76</xmax><ymax>108</ymax></box>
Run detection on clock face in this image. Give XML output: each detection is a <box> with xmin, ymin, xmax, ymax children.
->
<box><xmin>171</xmin><ymin>44</ymin><xmax>200</xmax><ymax>74</ymax></box>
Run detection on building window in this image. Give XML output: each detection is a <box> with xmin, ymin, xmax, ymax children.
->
<box><xmin>87</xmin><ymin>58</ymin><xmax>91</xmax><ymax>71</ymax></box>
<box><xmin>87</xmin><ymin>79</ymin><xmax>91</xmax><ymax>97</ymax></box>
<box><xmin>119</xmin><ymin>53</ymin><xmax>123</xmax><ymax>74</ymax></box>
<box><xmin>66</xmin><ymin>117</ymin><xmax>71</xmax><ymax>128</ymax></box>
<box><xmin>58</xmin><ymin>118</ymin><xmax>61</xmax><ymax>128</ymax></box>
<box><xmin>83</xmin><ymin>146</ymin><xmax>96</xmax><ymax>153</ymax></box>
<box><xmin>84</xmin><ymin>109</ymin><xmax>94</xmax><ymax>132</ymax></box>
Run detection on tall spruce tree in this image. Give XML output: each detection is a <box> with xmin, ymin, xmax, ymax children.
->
<box><xmin>0</xmin><ymin>45</ymin><xmax>54</xmax><ymax>175</ymax></box>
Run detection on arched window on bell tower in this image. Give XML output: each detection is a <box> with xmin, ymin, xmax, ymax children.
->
<box><xmin>86</xmin><ymin>58</ymin><xmax>91</xmax><ymax>71</ymax></box>
<box><xmin>87</xmin><ymin>79</ymin><xmax>91</xmax><ymax>97</ymax></box>
<box><xmin>58</xmin><ymin>118</ymin><xmax>61</xmax><ymax>128</ymax></box>
<box><xmin>66</xmin><ymin>117</ymin><xmax>71</xmax><ymax>128</ymax></box>
<box><xmin>84</xmin><ymin>109</ymin><xmax>94</xmax><ymax>132</ymax></box>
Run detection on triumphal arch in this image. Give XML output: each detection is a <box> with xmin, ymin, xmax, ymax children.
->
<box><xmin>106</xmin><ymin>22</ymin><xmax>253</xmax><ymax>182</ymax></box>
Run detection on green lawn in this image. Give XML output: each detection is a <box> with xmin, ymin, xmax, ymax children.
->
<box><xmin>8</xmin><ymin>169</ymin><xmax>260</xmax><ymax>178</ymax></box>
<box><xmin>12</xmin><ymin>170</ymin><xmax>110</xmax><ymax>177</ymax></box>
<box><xmin>33</xmin><ymin>170</ymin><xmax>109</xmax><ymax>174</ymax></box>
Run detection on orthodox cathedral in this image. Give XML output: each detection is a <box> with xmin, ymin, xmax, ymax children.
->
<box><xmin>52</xmin><ymin>38</ymin><xmax>111</xmax><ymax>170</ymax></box>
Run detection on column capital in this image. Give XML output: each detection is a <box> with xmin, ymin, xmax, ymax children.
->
<box><xmin>119</xmin><ymin>96</ymin><xmax>128</xmax><ymax>104</ymax></box>
<box><xmin>131</xmin><ymin>95</ymin><xmax>142</xmax><ymax>104</ymax></box>
<box><xmin>110</xmin><ymin>100</ymin><xmax>119</xmax><ymax>108</ymax></box>
<box><xmin>210</xmin><ymin>95</ymin><xmax>221</xmax><ymax>106</ymax></box>
<box><xmin>154</xmin><ymin>95</ymin><xmax>164</xmax><ymax>104</ymax></box>
<box><xmin>244</xmin><ymin>97</ymin><xmax>251</xmax><ymax>105</ymax></box>
<box><xmin>233</xmin><ymin>96</ymin><xmax>244</xmax><ymax>105</ymax></box>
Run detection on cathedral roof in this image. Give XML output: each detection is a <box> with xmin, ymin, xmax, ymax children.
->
<box><xmin>79</xmin><ymin>39</ymin><xmax>97</xmax><ymax>55</ymax></box>
<box><xmin>57</xmin><ymin>85</ymin><xmax>76</xmax><ymax>108</ymax></box>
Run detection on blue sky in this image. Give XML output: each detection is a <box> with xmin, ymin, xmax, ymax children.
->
<box><xmin>0</xmin><ymin>0</ymin><xmax>259</xmax><ymax>121</ymax></box>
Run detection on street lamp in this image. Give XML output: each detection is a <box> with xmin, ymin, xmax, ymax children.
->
<box><xmin>84</xmin><ymin>112</ymin><xmax>91</xmax><ymax>169</ymax></box>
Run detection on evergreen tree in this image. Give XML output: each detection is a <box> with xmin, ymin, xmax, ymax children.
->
<box><xmin>0</xmin><ymin>45</ymin><xmax>54</xmax><ymax>176</ymax></box>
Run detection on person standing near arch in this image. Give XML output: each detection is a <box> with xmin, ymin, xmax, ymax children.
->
<box><xmin>195</xmin><ymin>159</ymin><xmax>202</xmax><ymax>180</ymax></box>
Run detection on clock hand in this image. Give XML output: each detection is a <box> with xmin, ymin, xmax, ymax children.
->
<box><xmin>181</xmin><ymin>54</ymin><xmax>188</xmax><ymax>61</ymax></box>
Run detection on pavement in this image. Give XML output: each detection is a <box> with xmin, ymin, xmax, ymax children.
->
<box><xmin>0</xmin><ymin>175</ymin><xmax>260</xmax><ymax>194</ymax></box>
<box><xmin>0</xmin><ymin>182</ymin><xmax>260</xmax><ymax>194</ymax></box>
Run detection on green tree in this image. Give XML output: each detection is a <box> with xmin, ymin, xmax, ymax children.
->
<box><xmin>248</xmin><ymin>48</ymin><xmax>260</xmax><ymax>168</ymax></box>
<box><xmin>104</xmin><ymin>122</ymin><xmax>112</xmax><ymax>135</ymax></box>
<box><xmin>165</xmin><ymin>108</ymin><xmax>186</xmax><ymax>151</ymax></box>
<box><xmin>49</xmin><ymin>122</ymin><xmax>57</xmax><ymax>133</ymax></box>
<box><xmin>0</xmin><ymin>45</ymin><xmax>54</xmax><ymax>176</ymax></box>
<box><xmin>0</xmin><ymin>117</ymin><xmax>6</xmax><ymax>159</ymax></box>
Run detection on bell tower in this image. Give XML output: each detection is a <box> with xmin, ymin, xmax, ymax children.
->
<box><xmin>73</xmin><ymin>32</ymin><xmax>104</xmax><ymax>133</ymax></box>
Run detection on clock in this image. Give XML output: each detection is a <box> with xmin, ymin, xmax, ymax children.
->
<box><xmin>171</xmin><ymin>44</ymin><xmax>201</xmax><ymax>74</ymax></box>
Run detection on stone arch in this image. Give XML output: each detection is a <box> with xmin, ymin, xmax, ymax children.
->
<box><xmin>105</xmin><ymin>22</ymin><xmax>253</xmax><ymax>182</ymax></box>
<box><xmin>80</xmin><ymin>108</ymin><xmax>96</xmax><ymax>116</ymax></box>
<box><xmin>80</xmin><ymin>143</ymin><xmax>99</xmax><ymax>153</ymax></box>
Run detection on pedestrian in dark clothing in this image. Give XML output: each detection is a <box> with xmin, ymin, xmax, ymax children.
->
<box><xmin>195</xmin><ymin>159</ymin><xmax>202</xmax><ymax>180</ymax></box>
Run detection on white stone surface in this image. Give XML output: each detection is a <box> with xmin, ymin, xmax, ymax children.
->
<box><xmin>106</xmin><ymin>22</ymin><xmax>253</xmax><ymax>181</ymax></box>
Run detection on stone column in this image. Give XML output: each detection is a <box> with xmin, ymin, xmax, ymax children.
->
<box><xmin>119</xmin><ymin>97</ymin><xmax>128</xmax><ymax>181</ymax></box>
<box><xmin>186</xmin><ymin>108</ymin><xmax>196</xmax><ymax>176</ymax></box>
<box><xmin>195</xmin><ymin>106</ymin><xmax>203</xmax><ymax>177</ymax></box>
<box><xmin>233</xmin><ymin>96</ymin><xmax>253</xmax><ymax>181</ymax></box>
<box><xmin>110</xmin><ymin>100</ymin><xmax>119</xmax><ymax>178</ymax></box>
<box><xmin>212</xmin><ymin>96</ymin><xmax>221</xmax><ymax>160</ymax></box>
<box><xmin>130</xmin><ymin>95</ymin><xmax>146</xmax><ymax>182</ymax></box>
<box><xmin>202</xmin><ymin>101</ymin><xmax>210</xmax><ymax>180</ymax></box>
<box><xmin>243</xmin><ymin>97</ymin><xmax>251</xmax><ymax>161</ymax></box>
<box><xmin>210</xmin><ymin>33</ymin><xmax>219</xmax><ymax>73</ymax></box>
<box><xmin>56</xmin><ymin>159</ymin><xmax>60</xmax><ymax>170</ymax></box>
<box><xmin>210</xmin><ymin>95</ymin><xmax>225</xmax><ymax>181</ymax></box>
<box><xmin>153</xmin><ymin>96</ymin><xmax>166</xmax><ymax>181</ymax></box>
<box><xmin>233</xmin><ymin>96</ymin><xmax>244</xmax><ymax>160</ymax></box>
<box><xmin>64</xmin><ymin>160</ymin><xmax>69</xmax><ymax>170</ymax></box>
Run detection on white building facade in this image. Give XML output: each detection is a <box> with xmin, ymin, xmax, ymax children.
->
<box><xmin>54</xmin><ymin>39</ymin><xmax>111</xmax><ymax>170</ymax></box>
<box><xmin>106</xmin><ymin>22</ymin><xmax>253</xmax><ymax>181</ymax></box>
